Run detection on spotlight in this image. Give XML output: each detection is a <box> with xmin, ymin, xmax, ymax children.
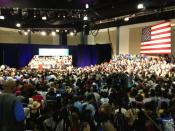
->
<box><xmin>137</xmin><ymin>3</ymin><xmax>144</xmax><ymax>9</ymax></box>
<box><xmin>0</xmin><ymin>15</ymin><xmax>5</xmax><ymax>20</ymax></box>
<box><xmin>51</xmin><ymin>31</ymin><xmax>56</xmax><ymax>36</ymax></box>
<box><xmin>42</xmin><ymin>16</ymin><xmax>47</xmax><ymax>20</ymax></box>
<box><xmin>41</xmin><ymin>31</ymin><xmax>46</xmax><ymax>36</ymax></box>
<box><xmin>83</xmin><ymin>15</ymin><xmax>88</xmax><ymax>21</ymax></box>
<box><xmin>16</xmin><ymin>23</ymin><xmax>21</xmax><ymax>27</ymax></box>
<box><xmin>86</xmin><ymin>3</ymin><xmax>89</xmax><ymax>9</ymax></box>
<box><xmin>56</xmin><ymin>29</ymin><xmax>59</xmax><ymax>32</ymax></box>
<box><xmin>65</xmin><ymin>30</ymin><xmax>67</xmax><ymax>32</ymax></box>
<box><xmin>24</xmin><ymin>31</ymin><xmax>28</xmax><ymax>36</ymax></box>
<box><xmin>27</xmin><ymin>29</ymin><xmax>31</xmax><ymax>32</ymax></box>
<box><xmin>0</xmin><ymin>10</ymin><xmax>5</xmax><ymax>20</ymax></box>
<box><xmin>34</xmin><ymin>15</ymin><xmax>36</xmax><ymax>18</ymax></box>
<box><xmin>124</xmin><ymin>17</ymin><xmax>129</xmax><ymax>21</ymax></box>
<box><xmin>70</xmin><ymin>31</ymin><xmax>74</xmax><ymax>36</ymax></box>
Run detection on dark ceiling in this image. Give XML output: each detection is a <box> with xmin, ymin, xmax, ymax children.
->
<box><xmin>0</xmin><ymin>0</ymin><xmax>175</xmax><ymax>32</ymax></box>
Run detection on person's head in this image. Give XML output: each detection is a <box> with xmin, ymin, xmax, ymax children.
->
<box><xmin>160</xmin><ymin>102</ymin><xmax>168</xmax><ymax>110</ymax></box>
<box><xmin>98</xmin><ymin>104</ymin><xmax>112</xmax><ymax>122</ymax></box>
<box><xmin>150</xmin><ymin>89</ymin><xmax>155</xmax><ymax>97</ymax></box>
<box><xmin>101</xmin><ymin>121</ymin><xmax>116</xmax><ymax>131</ymax></box>
<box><xmin>80</xmin><ymin>122</ymin><xmax>90</xmax><ymax>131</ymax></box>
<box><xmin>3</xmin><ymin>79</ymin><xmax>16</xmax><ymax>93</ymax></box>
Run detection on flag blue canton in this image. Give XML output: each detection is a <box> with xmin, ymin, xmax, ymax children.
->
<box><xmin>141</xmin><ymin>27</ymin><xmax>151</xmax><ymax>42</ymax></box>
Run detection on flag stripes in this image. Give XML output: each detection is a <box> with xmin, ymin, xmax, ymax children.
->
<box><xmin>140</xmin><ymin>21</ymin><xmax>171</xmax><ymax>54</ymax></box>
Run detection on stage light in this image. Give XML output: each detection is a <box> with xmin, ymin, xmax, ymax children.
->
<box><xmin>24</xmin><ymin>31</ymin><xmax>28</xmax><ymax>36</ymax></box>
<box><xmin>65</xmin><ymin>29</ymin><xmax>67</xmax><ymax>32</ymax></box>
<box><xmin>83</xmin><ymin>15</ymin><xmax>88</xmax><ymax>21</ymax></box>
<box><xmin>41</xmin><ymin>31</ymin><xmax>46</xmax><ymax>36</ymax></box>
<box><xmin>0</xmin><ymin>10</ymin><xmax>5</xmax><ymax>20</ymax></box>
<box><xmin>51</xmin><ymin>31</ymin><xmax>56</xmax><ymax>36</ymax></box>
<box><xmin>70</xmin><ymin>31</ymin><xmax>74</xmax><ymax>36</ymax></box>
<box><xmin>56</xmin><ymin>29</ymin><xmax>59</xmax><ymax>32</ymax></box>
<box><xmin>42</xmin><ymin>16</ymin><xmax>47</xmax><ymax>20</ymax></box>
<box><xmin>124</xmin><ymin>17</ymin><xmax>129</xmax><ymax>21</ymax></box>
<box><xmin>137</xmin><ymin>3</ymin><xmax>144</xmax><ymax>9</ymax></box>
<box><xmin>0</xmin><ymin>15</ymin><xmax>5</xmax><ymax>20</ymax></box>
<box><xmin>16</xmin><ymin>23</ymin><xmax>21</xmax><ymax>27</ymax></box>
<box><xmin>27</xmin><ymin>29</ymin><xmax>31</xmax><ymax>32</ymax></box>
<box><xmin>86</xmin><ymin>3</ymin><xmax>89</xmax><ymax>9</ymax></box>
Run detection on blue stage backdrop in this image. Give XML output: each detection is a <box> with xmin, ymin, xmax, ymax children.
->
<box><xmin>0</xmin><ymin>44</ymin><xmax>112</xmax><ymax>68</ymax></box>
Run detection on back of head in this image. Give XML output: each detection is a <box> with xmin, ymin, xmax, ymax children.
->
<box><xmin>102</xmin><ymin>121</ymin><xmax>116</xmax><ymax>131</ymax></box>
<box><xmin>3</xmin><ymin>79</ymin><xmax>16</xmax><ymax>93</ymax></box>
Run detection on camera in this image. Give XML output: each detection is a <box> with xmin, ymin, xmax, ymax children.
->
<box><xmin>107</xmin><ymin>73</ymin><xmax>129</xmax><ymax>107</ymax></box>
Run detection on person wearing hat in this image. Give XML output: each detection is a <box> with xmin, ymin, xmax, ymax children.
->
<box><xmin>0</xmin><ymin>79</ymin><xmax>25</xmax><ymax>131</ymax></box>
<box><xmin>30</xmin><ymin>100</ymin><xmax>41</xmax><ymax>114</ymax></box>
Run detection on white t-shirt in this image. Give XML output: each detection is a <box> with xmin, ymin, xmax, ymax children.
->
<box><xmin>161</xmin><ymin>118</ymin><xmax>174</xmax><ymax>131</ymax></box>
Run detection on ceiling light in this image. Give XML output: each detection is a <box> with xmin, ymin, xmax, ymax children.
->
<box><xmin>70</xmin><ymin>32</ymin><xmax>74</xmax><ymax>36</ymax></box>
<box><xmin>16</xmin><ymin>23</ymin><xmax>21</xmax><ymax>27</ymax></box>
<box><xmin>27</xmin><ymin>29</ymin><xmax>31</xmax><ymax>32</ymax></box>
<box><xmin>124</xmin><ymin>17</ymin><xmax>129</xmax><ymax>21</ymax></box>
<box><xmin>56</xmin><ymin>29</ymin><xmax>59</xmax><ymax>32</ymax></box>
<box><xmin>63</xmin><ymin>15</ymin><xmax>66</xmax><ymax>18</ymax></box>
<box><xmin>24</xmin><ymin>31</ymin><xmax>28</xmax><ymax>36</ymax></box>
<box><xmin>86</xmin><ymin>3</ymin><xmax>89</xmax><ymax>9</ymax></box>
<box><xmin>137</xmin><ymin>3</ymin><xmax>144</xmax><ymax>9</ymax></box>
<box><xmin>0</xmin><ymin>15</ymin><xmax>5</xmax><ymax>20</ymax></box>
<box><xmin>51</xmin><ymin>31</ymin><xmax>56</xmax><ymax>36</ymax></box>
<box><xmin>65</xmin><ymin>30</ymin><xmax>67</xmax><ymax>32</ymax></box>
<box><xmin>42</xmin><ymin>16</ymin><xmax>47</xmax><ymax>20</ymax></box>
<box><xmin>41</xmin><ymin>31</ymin><xmax>46</xmax><ymax>36</ymax></box>
<box><xmin>83</xmin><ymin>15</ymin><xmax>88</xmax><ymax>21</ymax></box>
<box><xmin>34</xmin><ymin>15</ymin><xmax>36</xmax><ymax>18</ymax></box>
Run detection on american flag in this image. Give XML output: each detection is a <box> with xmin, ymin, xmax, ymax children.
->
<box><xmin>140</xmin><ymin>21</ymin><xmax>171</xmax><ymax>54</ymax></box>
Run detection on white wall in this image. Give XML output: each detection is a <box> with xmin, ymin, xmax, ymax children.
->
<box><xmin>0</xmin><ymin>28</ymin><xmax>28</xmax><ymax>44</ymax></box>
<box><xmin>67</xmin><ymin>32</ymin><xmax>81</xmax><ymax>45</ymax></box>
<box><xmin>0</xmin><ymin>27</ymin><xmax>59</xmax><ymax>45</ymax></box>
<box><xmin>119</xmin><ymin>26</ymin><xmax>130</xmax><ymax>54</ymax></box>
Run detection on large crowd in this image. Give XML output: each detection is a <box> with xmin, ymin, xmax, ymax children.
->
<box><xmin>28</xmin><ymin>55</ymin><xmax>72</xmax><ymax>69</ymax></box>
<box><xmin>0</xmin><ymin>54</ymin><xmax>175</xmax><ymax>131</ymax></box>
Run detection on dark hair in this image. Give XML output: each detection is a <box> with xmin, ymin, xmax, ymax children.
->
<box><xmin>160</xmin><ymin>102</ymin><xmax>168</xmax><ymax>110</ymax></box>
<box><xmin>150</xmin><ymin>89</ymin><xmax>155</xmax><ymax>97</ymax></box>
